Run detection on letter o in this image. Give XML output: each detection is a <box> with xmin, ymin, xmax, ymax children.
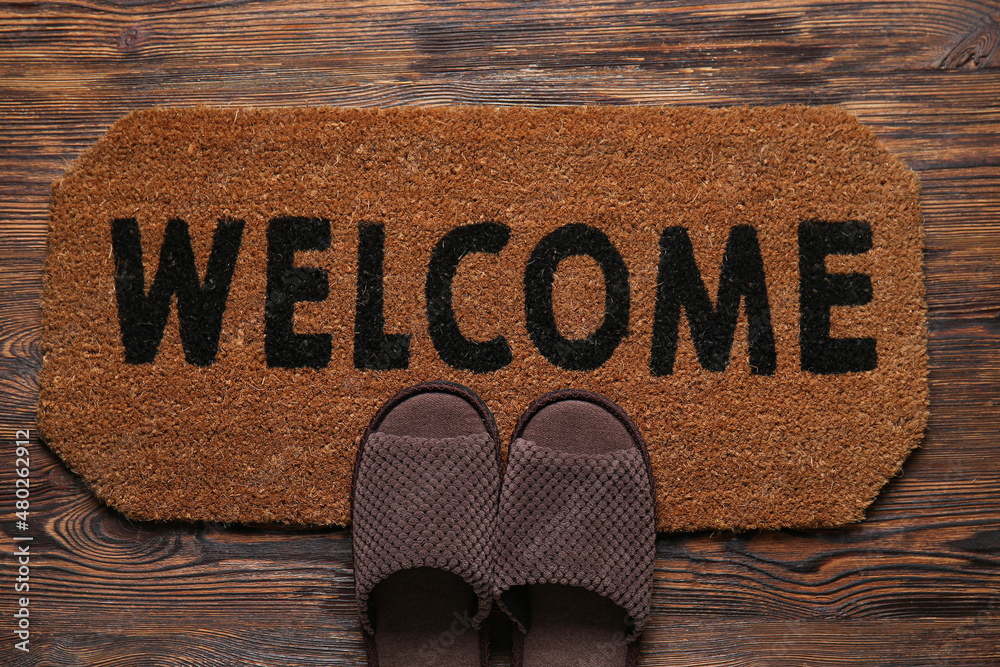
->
<box><xmin>524</xmin><ymin>224</ymin><xmax>630</xmax><ymax>370</ymax></box>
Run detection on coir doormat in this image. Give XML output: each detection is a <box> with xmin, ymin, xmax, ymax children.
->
<box><xmin>39</xmin><ymin>105</ymin><xmax>927</xmax><ymax>532</ymax></box>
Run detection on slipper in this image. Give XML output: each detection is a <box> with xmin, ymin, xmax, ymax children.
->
<box><xmin>494</xmin><ymin>389</ymin><xmax>656</xmax><ymax>667</ymax></box>
<box><xmin>351</xmin><ymin>381</ymin><xmax>500</xmax><ymax>666</ymax></box>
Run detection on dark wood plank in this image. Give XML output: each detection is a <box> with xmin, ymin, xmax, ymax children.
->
<box><xmin>641</xmin><ymin>619</ymin><xmax>1000</xmax><ymax>666</ymax></box>
<box><xmin>1</xmin><ymin>0</ymin><xmax>998</xmax><ymax>76</ymax></box>
<box><xmin>2</xmin><ymin>0</ymin><xmax>999</xmax><ymax>664</ymax></box>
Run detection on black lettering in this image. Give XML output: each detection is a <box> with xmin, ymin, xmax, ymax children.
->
<box><xmin>111</xmin><ymin>217</ymin><xmax>244</xmax><ymax>366</ymax></box>
<box><xmin>265</xmin><ymin>217</ymin><xmax>331</xmax><ymax>369</ymax></box>
<box><xmin>651</xmin><ymin>225</ymin><xmax>776</xmax><ymax>375</ymax></box>
<box><xmin>355</xmin><ymin>223</ymin><xmax>411</xmax><ymax>370</ymax></box>
<box><xmin>524</xmin><ymin>224</ymin><xmax>630</xmax><ymax>371</ymax></box>
<box><xmin>799</xmin><ymin>220</ymin><xmax>876</xmax><ymax>374</ymax></box>
<box><xmin>426</xmin><ymin>222</ymin><xmax>512</xmax><ymax>373</ymax></box>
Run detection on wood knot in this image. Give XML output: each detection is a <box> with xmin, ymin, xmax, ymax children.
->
<box><xmin>117</xmin><ymin>25</ymin><xmax>144</xmax><ymax>53</ymax></box>
<box><xmin>936</xmin><ymin>14</ymin><xmax>999</xmax><ymax>69</ymax></box>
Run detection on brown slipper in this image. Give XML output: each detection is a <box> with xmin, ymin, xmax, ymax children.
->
<box><xmin>351</xmin><ymin>381</ymin><xmax>500</xmax><ymax>667</ymax></box>
<box><xmin>494</xmin><ymin>389</ymin><xmax>656</xmax><ymax>667</ymax></box>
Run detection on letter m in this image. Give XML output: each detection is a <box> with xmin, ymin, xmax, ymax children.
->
<box><xmin>111</xmin><ymin>218</ymin><xmax>244</xmax><ymax>366</ymax></box>
<box><xmin>651</xmin><ymin>225</ymin><xmax>776</xmax><ymax>375</ymax></box>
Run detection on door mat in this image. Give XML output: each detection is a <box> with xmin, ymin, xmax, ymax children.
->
<box><xmin>39</xmin><ymin>105</ymin><xmax>928</xmax><ymax>532</ymax></box>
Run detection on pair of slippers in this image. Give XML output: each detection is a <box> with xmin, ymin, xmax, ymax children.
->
<box><xmin>351</xmin><ymin>381</ymin><xmax>656</xmax><ymax>666</ymax></box>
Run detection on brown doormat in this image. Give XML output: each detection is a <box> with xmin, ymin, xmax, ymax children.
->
<box><xmin>39</xmin><ymin>105</ymin><xmax>927</xmax><ymax>532</ymax></box>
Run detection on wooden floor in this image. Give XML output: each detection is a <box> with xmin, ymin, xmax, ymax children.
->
<box><xmin>2</xmin><ymin>1</ymin><xmax>999</xmax><ymax>664</ymax></box>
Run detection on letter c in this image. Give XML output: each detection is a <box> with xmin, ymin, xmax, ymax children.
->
<box><xmin>426</xmin><ymin>222</ymin><xmax>513</xmax><ymax>373</ymax></box>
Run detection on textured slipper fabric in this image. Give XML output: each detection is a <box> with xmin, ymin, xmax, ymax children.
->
<box><xmin>351</xmin><ymin>381</ymin><xmax>500</xmax><ymax>665</ymax></box>
<box><xmin>494</xmin><ymin>389</ymin><xmax>656</xmax><ymax>653</ymax></box>
<box><xmin>353</xmin><ymin>431</ymin><xmax>499</xmax><ymax>633</ymax></box>
<box><xmin>496</xmin><ymin>438</ymin><xmax>656</xmax><ymax>637</ymax></box>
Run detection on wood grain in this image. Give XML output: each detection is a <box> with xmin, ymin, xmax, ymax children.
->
<box><xmin>2</xmin><ymin>0</ymin><xmax>999</xmax><ymax>664</ymax></box>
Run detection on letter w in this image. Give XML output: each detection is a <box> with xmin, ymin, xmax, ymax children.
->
<box><xmin>651</xmin><ymin>225</ymin><xmax>776</xmax><ymax>375</ymax></box>
<box><xmin>111</xmin><ymin>218</ymin><xmax>244</xmax><ymax>366</ymax></box>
